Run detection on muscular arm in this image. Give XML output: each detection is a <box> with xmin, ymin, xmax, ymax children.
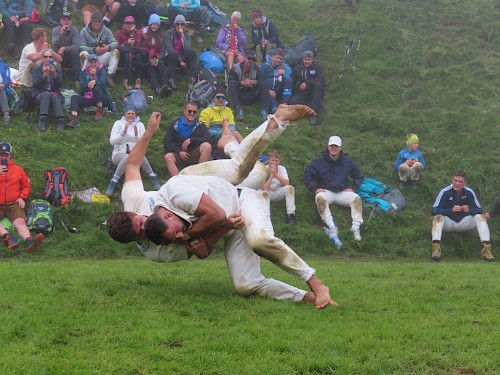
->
<box><xmin>187</xmin><ymin>193</ymin><xmax>227</xmax><ymax>236</ymax></box>
<box><xmin>124</xmin><ymin>112</ymin><xmax>161</xmax><ymax>183</ymax></box>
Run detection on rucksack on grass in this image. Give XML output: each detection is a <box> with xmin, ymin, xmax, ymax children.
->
<box><xmin>284</xmin><ymin>33</ymin><xmax>319</xmax><ymax>68</ymax></box>
<box><xmin>42</xmin><ymin>167</ymin><xmax>72</xmax><ymax>207</ymax></box>
<box><xmin>186</xmin><ymin>67</ymin><xmax>220</xmax><ymax>108</ymax></box>
<box><xmin>356</xmin><ymin>177</ymin><xmax>407</xmax><ymax>221</ymax></box>
<box><xmin>27</xmin><ymin>199</ymin><xmax>55</xmax><ymax>234</ymax></box>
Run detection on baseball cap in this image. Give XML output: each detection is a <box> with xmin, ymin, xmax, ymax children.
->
<box><xmin>0</xmin><ymin>142</ymin><xmax>12</xmax><ymax>154</ymax></box>
<box><xmin>328</xmin><ymin>136</ymin><xmax>342</xmax><ymax>146</ymax></box>
<box><xmin>124</xmin><ymin>16</ymin><xmax>135</xmax><ymax>23</ymax></box>
<box><xmin>61</xmin><ymin>11</ymin><xmax>72</xmax><ymax>19</ymax></box>
<box><xmin>245</xmin><ymin>50</ymin><xmax>257</xmax><ymax>60</ymax></box>
<box><xmin>88</xmin><ymin>54</ymin><xmax>98</xmax><ymax>61</ymax></box>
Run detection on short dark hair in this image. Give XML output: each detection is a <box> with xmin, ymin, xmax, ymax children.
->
<box><xmin>144</xmin><ymin>213</ymin><xmax>170</xmax><ymax>245</ymax></box>
<box><xmin>272</xmin><ymin>48</ymin><xmax>285</xmax><ymax>57</ymax></box>
<box><xmin>268</xmin><ymin>149</ymin><xmax>281</xmax><ymax>159</ymax></box>
<box><xmin>106</xmin><ymin>212</ymin><xmax>137</xmax><ymax>243</ymax></box>
<box><xmin>453</xmin><ymin>170</ymin><xmax>468</xmax><ymax>181</ymax></box>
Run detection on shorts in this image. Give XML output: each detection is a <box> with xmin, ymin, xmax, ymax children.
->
<box><xmin>173</xmin><ymin>146</ymin><xmax>202</xmax><ymax>170</ymax></box>
<box><xmin>82</xmin><ymin>4</ymin><xmax>108</xmax><ymax>15</ymax></box>
<box><xmin>0</xmin><ymin>203</ymin><xmax>25</xmax><ymax>222</ymax></box>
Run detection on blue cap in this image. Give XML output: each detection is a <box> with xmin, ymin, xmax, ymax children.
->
<box><xmin>124</xmin><ymin>104</ymin><xmax>136</xmax><ymax>114</ymax></box>
<box><xmin>149</xmin><ymin>13</ymin><xmax>161</xmax><ymax>25</ymax></box>
<box><xmin>88</xmin><ymin>54</ymin><xmax>98</xmax><ymax>61</ymax></box>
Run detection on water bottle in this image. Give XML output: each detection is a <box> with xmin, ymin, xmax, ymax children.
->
<box><xmin>111</xmin><ymin>101</ymin><xmax>117</xmax><ymax>113</ymax></box>
<box><xmin>15</xmin><ymin>15</ymin><xmax>20</xmax><ymax>27</ymax></box>
<box><xmin>323</xmin><ymin>227</ymin><xmax>343</xmax><ymax>249</ymax></box>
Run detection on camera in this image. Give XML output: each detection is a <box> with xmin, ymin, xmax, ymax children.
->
<box><xmin>49</xmin><ymin>60</ymin><xmax>55</xmax><ymax>67</ymax></box>
<box><xmin>1</xmin><ymin>159</ymin><xmax>8</xmax><ymax>170</ymax></box>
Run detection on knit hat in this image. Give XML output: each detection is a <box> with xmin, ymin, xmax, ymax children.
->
<box><xmin>124</xmin><ymin>104</ymin><xmax>136</xmax><ymax>114</ymax></box>
<box><xmin>303</xmin><ymin>50</ymin><xmax>314</xmax><ymax>58</ymax></box>
<box><xmin>328</xmin><ymin>136</ymin><xmax>342</xmax><ymax>147</ymax></box>
<box><xmin>90</xmin><ymin>11</ymin><xmax>103</xmax><ymax>22</ymax></box>
<box><xmin>149</xmin><ymin>13</ymin><xmax>161</xmax><ymax>25</ymax></box>
<box><xmin>214</xmin><ymin>86</ymin><xmax>227</xmax><ymax>97</ymax></box>
<box><xmin>124</xmin><ymin>16</ymin><xmax>135</xmax><ymax>23</ymax></box>
<box><xmin>406</xmin><ymin>133</ymin><xmax>419</xmax><ymax>146</ymax></box>
<box><xmin>0</xmin><ymin>142</ymin><xmax>12</xmax><ymax>154</ymax></box>
<box><xmin>174</xmin><ymin>15</ymin><xmax>186</xmax><ymax>24</ymax></box>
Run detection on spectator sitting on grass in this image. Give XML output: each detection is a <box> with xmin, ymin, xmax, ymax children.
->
<box><xmin>393</xmin><ymin>133</ymin><xmax>426</xmax><ymax>187</ymax></box>
<box><xmin>0</xmin><ymin>142</ymin><xmax>44</xmax><ymax>253</ymax></box>
<box><xmin>0</xmin><ymin>59</ymin><xmax>13</xmax><ymax>126</ymax></box>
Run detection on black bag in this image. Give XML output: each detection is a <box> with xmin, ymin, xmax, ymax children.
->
<box><xmin>375</xmin><ymin>188</ymin><xmax>406</xmax><ymax>215</ymax></box>
<box><xmin>284</xmin><ymin>33</ymin><xmax>319</xmax><ymax>68</ymax></box>
<box><xmin>19</xmin><ymin>89</ymin><xmax>36</xmax><ymax>113</ymax></box>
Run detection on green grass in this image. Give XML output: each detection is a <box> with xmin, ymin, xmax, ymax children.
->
<box><xmin>0</xmin><ymin>0</ymin><xmax>499</xmax><ymax>372</ymax></box>
<box><xmin>1</xmin><ymin>258</ymin><xmax>499</xmax><ymax>374</ymax></box>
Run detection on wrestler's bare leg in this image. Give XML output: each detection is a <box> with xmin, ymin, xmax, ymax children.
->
<box><xmin>307</xmin><ymin>275</ymin><xmax>338</xmax><ymax>309</ymax></box>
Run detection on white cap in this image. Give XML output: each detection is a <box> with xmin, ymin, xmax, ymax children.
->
<box><xmin>328</xmin><ymin>136</ymin><xmax>342</xmax><ymax>146</ymax></box>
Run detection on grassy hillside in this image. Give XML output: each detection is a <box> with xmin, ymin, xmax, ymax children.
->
<box><xmin>0</xmin><ymin>0</ymin><xmax>499</xmax><ymax>260</ymax></box>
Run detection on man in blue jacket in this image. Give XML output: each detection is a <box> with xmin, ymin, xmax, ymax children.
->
<box><xmin>258</xmin><ymin>48</ymin><xmax>292</xmax><ymax>119</ymax></box>
<box><xmin>304</xmin><ymin>135</ymin><xmax>364</xmax><ymax>243</ymax></box>
<box><xmin>431</xmin><ymin>170</ymin><xmax>494</xmax><ymax>261</ymax></box>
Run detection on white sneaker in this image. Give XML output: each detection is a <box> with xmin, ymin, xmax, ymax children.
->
<box><xmin>351</xmin><ymin>225</ymin><xmax>362</xmax><ymax>241</ymax></box>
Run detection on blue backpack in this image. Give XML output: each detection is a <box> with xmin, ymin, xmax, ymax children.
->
<box><xmin>123</xmin><ymin>89</ymin><xmax>148</xmax><ymax>112</ymax></box>
<box><xmin>356</xmin><ymin>178</ymin><xmax>406</xmax><ymax>220</ymax></box>
<box><xmin>198</xmin><ymin>48</ymin><xmax>225</xmax><ymax>74</ymax></box>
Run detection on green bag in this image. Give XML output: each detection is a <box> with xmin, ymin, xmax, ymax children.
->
<box><xmin>26</xmin><ymin>199</ymin><xmax>54</xmax><ymax>234</ymax></box>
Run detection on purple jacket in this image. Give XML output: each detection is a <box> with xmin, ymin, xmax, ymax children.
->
<box><xmin>215</xmin><ymin>24</ymin><xmax>247</xmax><ymax>56</ymax></box>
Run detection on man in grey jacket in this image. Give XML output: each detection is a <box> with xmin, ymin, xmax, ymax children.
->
<box><xmin>79</xmin><ymin>11</ymin><xmax>120</xmax><ymax>87</ymax></box>
<box><xmin>52</xmin><ymin>12</ymin><xmax>81</xmax><ymax>88</ymax></box>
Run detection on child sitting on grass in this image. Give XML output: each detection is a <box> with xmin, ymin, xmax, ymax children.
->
<box><xmin>393</xmin><ymin>133</ymin><xmax>426</xmax><ymax>187</ymax></box>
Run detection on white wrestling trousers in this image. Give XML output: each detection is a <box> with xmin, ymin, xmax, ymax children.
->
<box><xmin>431</xmin><ymin>214</ymin><xmax>490</xmax><ymax>242</ymax></box>
<box><xmin>180</xmin><ymin>116</ymin><xmax>284</xmax><ymax>188</ymax></box>
<box><xmin>269</xmin><ymin>185</ymin><xmax>296</xmax><ymax>215</ymax></box>
<box><xmin>224</xmin><ymin>188</ymin><xmax>315</xmax><ymax>301</ymax></box>
<box><xmin>315</xmin><ymin>190</ymin><xmax>363</xmax><ymax>228</ymax></box>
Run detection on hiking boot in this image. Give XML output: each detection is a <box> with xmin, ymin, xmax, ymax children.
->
<box><xmin>150</xmin><ymin>174</ymin><xmax>161</xmax><ymax>190</ymax></box>
<box><xmin>431</xmin><ymin>243</ymin><xmax>441</xmax><ymax>261</ymax></box>
<box><xmin>107</xmin><ymin>73</ymin><xmax>116</xmax><ymax>87</ymax></box>
<box><xmin>350</xmin><ymin>225</ymin><xmax>362</xmax><ymax>241</ymax></box>
<box><xmin>95</xmin><ymin>106</ymin><xmax>103</xmax><ymax>121</ymax></box>
<box><xmin>236</xmin><ymin>106</ymin><xmax>244</xmax><ymax>121</ymax></box>
<box><xmin>56</xmin><ymin>117</ymin><xmax>65</xmax><ymax>131</ymax></box>
<box><xmin>309</xmin><ymin>115</ymin><xmax>318</xmax><ymax>126</ymax></box>
<box><xmin>3</xmin><ymin>112</ymin><xmax>11</xmax><ymax>126</ymax></box>
<box><xmin>259</xmin><ymin>108</ymin><xmax>268</xmax><ymax>120</ymax></box>
<box><xmin>105</xmin><ymin>179</ymin><xmax>117</xmax><ymax>196</ymax></box>
<box><xmin>286</xmin><ymin>213</ymin><xmax>297</xmax><ymax>225</ymax></box>
<box><xmin>25</xmin><ymin>233</ymin><xmax>44</xmax><ymax>253</ymax></box>
<box><xmin>67</xmin><ymin>114</ymin><xmax>80</xmax><ymax>128</ymax></box>
<box><xmin>38</xmin><ymin>116</ymin><xmax>47</xmax><ymax>132</ymax></box>
<box><xmin>481</xmin><ymin>243</ymin><xmax>495</xmax><ymax>262</ymax></box>
<box><xmin>193</xmin><ymin>32</ymin><xmax>203</xmax><ymax>43</ymax></box>
<box><xmin>122</xmin><ymin>79</ymin><xmax>131</xmax><ymax>89</ymax></box>
<box><xmin>168</xmin><ymin>79</ymin><xmax>177</xmax><ymax>91</ymax></box>
<box><xmin>135</xmin><ymin>78</ymin><xmax>142</xmax><ymax>89</ymax></box>
<box><xmin>8</xmin><ymin>43</ymin><xmax>15</xmax><ymax>57</ymax></box>
<box><xmin>3</xmin><ymin>233</ymin><xmax>22</xmax><ymax>250</ymax></box>
<box><xmin>156</xmin><ymin>85</ymin><xmax>172</xmax><ymax>98</ymax></box>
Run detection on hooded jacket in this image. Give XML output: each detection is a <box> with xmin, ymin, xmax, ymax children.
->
<box><xmin>0</xmin><ymin>160</ymin><xmax>31</xmax><ymax>204</ymax></box>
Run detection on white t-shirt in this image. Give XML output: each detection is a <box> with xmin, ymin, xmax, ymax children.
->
<box><xmin>155</xmin><ymin>175</ymin><xmax>240</xmax><ymax>228</ymax></box>
<box><xmin>18</xmin><ymin>43</ymin><xmax>37</xmax><ymax>77</ymax></box>
<box><xmin>269</xmin><ymin>164</ymin><xmax>289</xmax><ymax>191</ymax></box>
<box><xmin>121</xmin><ymin>179</ymin><xmax>188</xmax><ymax>263</ymax></box>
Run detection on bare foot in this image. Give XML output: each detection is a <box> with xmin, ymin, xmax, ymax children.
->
<box><xmin>217</xmin><ymin>119</ymin><xmax>234</xmax><ymax>150</ymax></box>
<box><xmin>272</xmin><ymin>104</ymin><xmax>316</xmax><ymax>124</ymax></box>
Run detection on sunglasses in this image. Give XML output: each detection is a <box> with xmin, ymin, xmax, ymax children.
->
<box><xmin>247</xmin><ymin>57</ymin><xmax>256</xmax><ymax>62</ymax></box>
<box><xmin>215</xmin><ymin>95</ymin><xmax>226</xmax><ymax>100</ymax></box>
<box><xmin>43</xmin><ymin>55</ymin><xmax>53</xmax><ymax>58</ymax></box>
<box><xmin>175</xmin><ymin>22</ymin><xmax>185</xmax><ymax>26</ymax></box>
<box><xmin>186</xmin><ymin>109</ymin><xmax>197</xmax><ymax>114</ymax></box>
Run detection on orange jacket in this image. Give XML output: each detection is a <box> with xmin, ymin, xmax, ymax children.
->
<box><xmin>0</xmin><ymin>160</ymin><xmax>31</xmax><ymax>204</ymax></box>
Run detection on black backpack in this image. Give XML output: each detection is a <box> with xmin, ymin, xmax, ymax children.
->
<box><xmin>284</xmin><ymin>33</ymin><xmax>319</xmax><ymax>68</ymax></box>
<box><xmin>44</xmin><ymin>0</ymin><xmax>66</xmax><ymax>27</ymax></box>
<box><xmin>42</xmin><ymin>167</ymin><xmax>72</xmax><ymax>207</ymax></box>
<box><xmin>186</xmin><ymin>68</ymin><xmax>220</xmax><ymax>108</ymax></box>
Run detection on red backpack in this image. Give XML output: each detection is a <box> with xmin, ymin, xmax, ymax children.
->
<box><xmin>42</xmin><ymin>167</ymin><xmax>72</xmax><ymax>206</ymax></box>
